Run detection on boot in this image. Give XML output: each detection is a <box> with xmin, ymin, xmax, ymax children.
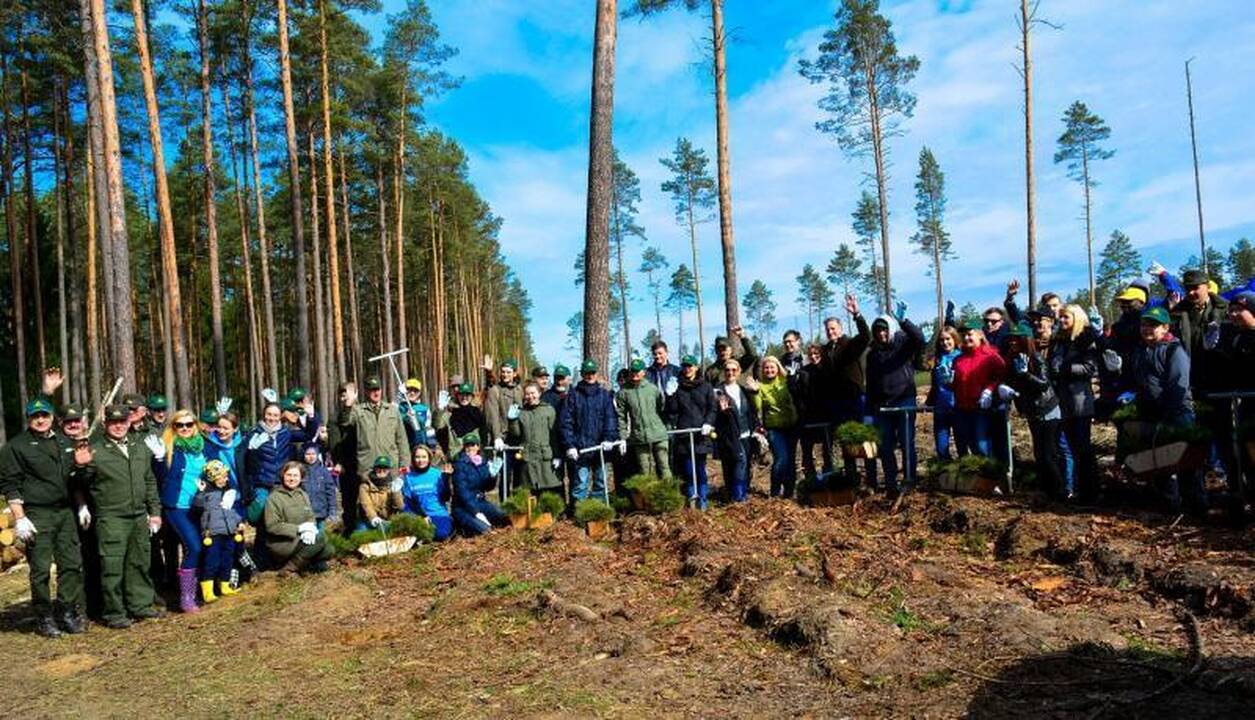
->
<box><xmin>177</xmin><ymin>568</ymin><xmax>200</xmax><ymax>613</ymax></box>
<box><xmin>199</xmin><ymin>580</ymin><xmax>218</xmax><ymax>604</ymax></box>
<box><xmin>58</xmin><ymin>609</ymin><xmax>87</xmax><ymax>634</ymax></box>
<box><xmin>105</xmin><ymin>616</ymin><xmax>133</xmax><ymax>630</ymax></box>
<box><xmin>130</xmin><ymin>606</ymin><xmax>164</xmax><ymax>621</ymax></box>
<box><xmin>35</xmin><ymin>615</ymin><xmax>62</xmax><ymax>638</ymax></box>
<box><xmin>217</xmin><ymin>580</ymin><xmax>239</xmax><ymax>597</ymax></box>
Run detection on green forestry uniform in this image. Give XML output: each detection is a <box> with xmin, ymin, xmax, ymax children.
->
<box><xmin>508</xmin><ymin>403</ymin><xmax>562</xmax><ymax>491</ymax></box>
<box><xmin>485</xmin><ymin>373</ymin><xmax>524</xmax><ymax>446</ymax></box>
<box><xmin>0</xmin><ymin>415</ymin><xmax>85</xmax><ymax>619</ymax></box>
<box><xmin>263</xmin><ymin>485</ymin><xmax>333</xmax><ymax>571</ymax></box>
<box><xmin>615</xmin><ymin>375</ymin><xmax>672</xmax><ymax>479</ymax></box>
<box><xmin>339</xmin><ymin>378</ymin><xmax>411</xmax><ymax>482</ymax></box>
<box><xmin>78</xmin><ymin>426</ymin><xmax>161</xmax><ymax>623</ymax></box>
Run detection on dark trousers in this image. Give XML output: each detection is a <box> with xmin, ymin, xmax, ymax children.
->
<box><xmin>97</xmin><ymin>514</ymin><xmax>155</xmax><ymax>621</ymax></box>
<box><xmin>25</xmin><ymin>505</ymin><xmax>84</xmax><ymax>616</ymax></box>
<box><xmin>719</xmin><ymin>438</ymin><xmax>751</xmax><ymax>502</ymax></box>
<box><xmin>164</xmin><ymin>506</ymin><xmax>201</xmax><ymax>570</ymax></box>
<box><xmin>799</xmin><ymin>424</ymin><xmax>834</xmax><ymax>477</ymax></box>
<box><xmin>873</xmin><ymin>398</ymin><xmax>917</xmax><ymax>492</ymax></box>
<box><xmin>1027</xmin><ymin>419</ymin><xmax>1064</xmax><ymax>497</ymax></box>
<box><xmin>201</xmin><ymin>535</ymin><xmax>236</xmax><ymax>582</ymax></box>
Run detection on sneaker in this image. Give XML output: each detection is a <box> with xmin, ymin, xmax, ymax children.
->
<box><xmin>105</xmin><ymin>617</ymin><xmax>133</xmax><ymax>630</ymax></box>
<box><xmin>35</xmin><ymin>616</ymin><xmax>62</xmax><ymax>638</ymax></box>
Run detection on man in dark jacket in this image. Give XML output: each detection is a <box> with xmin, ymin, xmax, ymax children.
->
<box><xmin>703</xmin><ymin>327</ymin><xmax>758</xmax><ymax>386</ymax></box>
<box><xmin>778</xmin><ymin>330</ymin><xmax>805</xmax><ymax>388</ymax></box>
<box><xmin>664</xmin><ymin>355</ymin><xmax>717</xmax><ymax>508</ymax></box>
<box><xmin>1171</xmin><ymin>269</ymin><xmax>1232</xmax><ymax>479</ymax></box>
<box><xmin>1131</xmin><ymin>307</ymin><xmax>1201</xmax><ymax>510</ymax></box>
<box><xmin>865</xmin><ymin>303</ymin><xmax>926</xmax><ymax>493</ymax></box>
<box><xmin>1212</xmin><ymin>291</ymin><xmax>1255</xmax><ymax>500</ymax></box>
<box><xmin>822</xmin><ymin>296</ymin><xmax>871</xmax><ymax>427</ymax></box>
<box><xmin>449</xmin><ymin>433</ymin><xmax>507</xmax><ymax>536</ymax></box>
<box><xmin>0</xmin><ymin>398</ymin><xmax>89</xmax><ymax>637</ymax></box>
<box><xmin>76</xmin><ymin>405</ymin><xmax>165</xmax><ymax>628</ymax></box>
<box><xmin>541</xmin><ymin>365</ymin><xmax>572</xmax><ymax>411</ymax></box>
<box><xmin>645</xmin><ymin>341</ymin><xmax>682</xmax><ymax>390</ymax></box>
<box><xmin>560</xmin><ymin>360</ymin><xmax>620</xmax><ymax>501</ymax></box>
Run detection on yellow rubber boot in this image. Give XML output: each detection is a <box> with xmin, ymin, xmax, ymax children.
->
<box><xmin>200</xmin><ymin>580</ymin><xmax>218</xmax><ymax>604</ymax></box>
<box><xmin>218</xmin><ymin>581</ymin><xmax>239</xmax><ymax>597</ymax></box>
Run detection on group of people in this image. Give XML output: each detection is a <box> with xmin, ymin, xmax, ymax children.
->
<box><xmin>2</xmin><ymin>262</ymin><xmax>1252</xmax><ymax>639</ymax></box>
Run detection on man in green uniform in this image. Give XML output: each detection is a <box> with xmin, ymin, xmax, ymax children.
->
<box><xmin>0</xmin><ymin>398</ymin><xmax>89</xmax><ymax>637</ymax></box>
<box><xmin>339</xmin><ymin>377</ymin><xmax>411</xmax><ymax>481</ymax></box>
<box><xmin>616</xmin><ymin>359</ymin><xmax>673</xmax><ymax>479</ymax></box>
<box><xmin>76</xmin><ymin>405</ymin><xmax>165</xmax><ymax>629</ymax></box>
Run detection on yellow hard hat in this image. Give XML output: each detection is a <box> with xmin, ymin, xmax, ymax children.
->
<box><xmin>404</xmin><ymin>378</ymin><xmax>422</xmax><ymax>391</ymax></box>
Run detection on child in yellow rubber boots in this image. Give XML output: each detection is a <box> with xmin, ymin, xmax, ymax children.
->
<box><xmin>194</xmin><ymin>460</ymin><xmax>244</xmax><ymax>602</ymax></box>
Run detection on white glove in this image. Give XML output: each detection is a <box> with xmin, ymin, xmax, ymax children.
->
<box><xmin>77</xmin><ymin>506</ymin><xmax>92</xmax><ymax>529</ymax></box>
<box><xmin>148</xmin><ymin>516</ymin><xmax>162</xmax><ymax>535</ymax></box>
<box><xmin>144</xmin><ymin>434</ymin><xmax>166</xmax><ymax>460</ymax></box>
<box><xmin>1102</xmin><ymin>349</ymin><xmax>1123</xmax><ymax>373</ymax></box>
<box><xmin>261</xmin><ymin>387</ymin><xmax>278</xmax><ymax>403</ymax></box>
<box><xmin>488</xmin><ymin>457</ymin><xmax>504</xmax><ymax>477</ymax></box>
<box><xmin>506</xmin><ymin>403</ymin><xmax>520</xmax><ymax>420</ymax></box>
<box><xmin>978</xmin><ymin>388</ymin><xmax>993</xmax><ymax>409</ymax></box>
<box><xmin>616</xmin><ymin>440</ymin><xmax>627</xmax><ymax>454</ymax></box>
<box><xmin>566</xmin><ymin>448</ymin><xmax>579</xmax><ymax>461</ymax></box>
<box><xmin>215</xmin><ymin>396</ymin><xmax>233</xmax><ymax>415</ymax></box>
<box><xmin>551</xmin><ymin>458</ymin><xmax>562</xmax><ymax>470</ymax></box>
<box><xmin>369</xmin><ymin>516</ymin><xmax>385</xmax><ymax>529</ymax></box>
<box><xmin>700</xmin><ymin>423</ymin><xmax>714</xmax><ymax>436</ymax></box>
<box><xmin>600</xmin><ymin>440</ymin><xmax>616</xmax><ymax>452</ymax></box>
<box><xmin>221</xmin><ymin>489</ymin><xmax>237</xmax><ymax>510</ymax></box>
<box><xmin>247</xmin><ymin>432</ymin><xmax>268</xmax><ymax>450</ymax></box>
<box><xmin>664</xmin><ymin>377</ymin><xmax>679</xmax><ymax>396</ymax></box>
<box><xmin>390</xmin><ymin>477</ymin><xmax>403</xmax><ymax>493</ymax></box>
<box><xmin>1204</xmin><ymin>321</ymin><xmax>1220</xmax><ymax>350</ymax></box>
<box><xmin>1088</xmin><ymin>306</ymin><xmax>1104</xmax><ymax>334</ymax></box>
<box><xmin>15</xmin><ymin>516</ymin><xmax>36</xmax><ymax>541</ymax></box>
<box><xmin>1148</xmin><ymin>260</ymin><xmax>1167</xmax><ymax>276</ymax></box>
<box><xmin>396</xmin><ymin>390</ymin><xmax>408</xmax><ymax>405</ymax></box>
<box><xmin>436</xmin><ymin>390</ymin><xmax>450</xmax><ymax>411</ymax></box>
<box><xmin>300</xmin><ymin>529</ymin><xmax>317</xmax><ymax>545</ymax></box>
<box><xmin>493</xmin><ymin>438</ymin><xmax>506</xmax><ymax>452</ymax></box>
<box><xmin>997</xmin><ymin>384</ymin><xmax>1019</xmax><ymax>402</ymax></box>
<box><xmin>297</xmin><ymin>521</ymin><xmax>317</xmax><ymax>535</ymax></box>
<box><xmin>474</xmin><ymin>512</ymin><xmax>490</xmax><ymax>527</ymax></box>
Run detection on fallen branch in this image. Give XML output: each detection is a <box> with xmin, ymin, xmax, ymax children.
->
<box><xmin>1084</xmin><ymin>611</ymin><xmax>1204</xmax><ymax>720</ymax></box>
<box><xmin>538</xmin><ymin>589</ymin><xmax>600</xmax><ymax>622</ymax></box>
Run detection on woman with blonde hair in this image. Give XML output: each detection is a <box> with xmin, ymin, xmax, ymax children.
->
<box><xmin>153</xmin><ymin>408</ymin><xmax>215</xmax><ymax>612</ymax></box>
<box><xmin>927</xmin><ymin>326</ymin><xmax>962</xmax><ymax>459</ymax></box>
<box><xmin>1048</xmin><ymin>304</ymin><xmax>1099</xmax><ymax>500</ymax></box>
<box><xmin>753</xmin><ymin>355</ymin><xmax>799</xmax><ymax>498</ymax></box>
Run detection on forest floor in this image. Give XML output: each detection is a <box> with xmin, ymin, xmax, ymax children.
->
<box><xmin>2</xmin><ymin>424</ymin><xmax>1253</xmax><ymax>719</ymax></box>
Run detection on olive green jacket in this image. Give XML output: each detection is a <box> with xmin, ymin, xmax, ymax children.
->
<box><xmin>264</xmin><ymin>485</ymin><xmax>316</xmax><ymax>559</ymax></box>
<box><xmin>339</xmin><ymin>402</ymin><xmax>411</xmax><ymax>479</ymax></box>
<box><xmin>80</xmin><ymin>436</ymin><xmax>160</xmax><ymax>518</ymax></box>
<box><xmin>0</xmin><ymin>429</ymin><xmax>78</xmax><ymax>508</ymax></box>
<box><xmin>508</xmin><ymin>404</ymin><xmax>561</xmax><ymax>490</ymax></box>
<box><xmin>615</xmin><ymin>381</ymin><xmax>669</xmax><ymax>446</ymax></box>
<box><xmin>485</xmin><ymin>382</ymin><xmax>524</xmax><ymax>444</ymax></box>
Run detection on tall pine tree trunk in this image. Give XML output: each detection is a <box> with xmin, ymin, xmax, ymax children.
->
<box><xmin>240</xmin><ymin>20</ymin><xmax>278</xmax><ymax>391</ymax></box>
<box><xmin>276</xmin><ymin>0</ymin><xmax>309</xmax><ymax>387</ymax></box>
<box><xmin>583</xmin><ymin>0</ymin><xmax>617</xmax><ymax>373</ymax></box>
<box><xmin>84</xmin><ymin>104</ymin><xmax>102</xmax><ymax>406</ymax></box>
<box><xmin>20</xmin><ymin>70</ymin><xmax>46</xmax><ymax>371</ymax></box>
<box><xmin>2</xmin><ymin>58</ymin><xmax>28</xmax><ymax>407</ymax></box>
<box><xmin>198</xmin><ymin>0</ymin><xmax>228</xmax><ymax>398</ymax></box>
<box><xmin>340</xmin><ymin>145</ymin><xmax>362</xmax><ymax>382</ymax></box>
<box><xmin>1082</xmin><ymin>148</ymin><xmax>1095</xmax><ymax>307</ymax></box>
<box><xmin>377</xmin><ymin>166</ymin><xmax>394</xmax><ymax>363</ymax></box>
<box><xmin>393</xmin><ymin>97</ymin><xmax>408</xmax><ymax>378</ymax></box>
<box><xmin>53</xmin><ymin>82</ymin><xmax>70</xmax><ymax>399</ymax></box>
<box><xmin>686</xmin><ymin>202</ymin><xmax>706</xmax><ymax>364</ymax></box>
<box><xmin>317</xmin><ymin>0</ymin><xmax>345</xmax><ymax>384</ymax></box>
<box><xmin>60</xmin><ymin>82</ymin><xmax>86</xmax><ymax>406</ymax></box>
<box><xmin>710</xmin><ymin>0</ymin><xmax>739</xmax><ymax>332</ymax></box>
<box><xmin>1020</xmin><ymin>0</ymin><xmax>1038</xmax><ymax>302</ymax></box>
<box><xmin>308</xmin><ymin>132</ymin><xmax>329</xmax><ymax>411</ymax></box>
<box><xmin>222</xmin><ymin>82</ymin><xmax>263</xmax><ymax>419</ymax></box>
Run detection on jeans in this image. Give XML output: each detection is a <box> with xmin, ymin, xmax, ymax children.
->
<box><xmin>934</xmin><ymin>410</ymin><xmax>957</xmax><ymax>459</ymax></box>
<box><xmin>1061</xmin><ymin>416</ymin><xmax>1095</xmax><ymax>498</ymax></box>
<box><xmin>954</xmin><ymin>411</ymin><xmax>992</xmax><ymax>457</ymax></box>
<box><xmin>1059</xmin><ymin>431</ymin><xmax>1075</xmax><ymax>491</ymax></box>
<box><xmin>720</xmin><ymin>438</ymin><xmax>751</xmax><ymax>502</ymax></box>
<box><xmin>164</xmin><ymin>506</ymin><xmax>201</xmax><ymax>571</ymax></box>
<box><xmin>767</xmin><ymin>429</ymin><xmax>797</xmax><ymax>498</ymax></box>
<box><xmin>990</xmin><ymin>408</ymin><xmax>1011</xmax><ymax>469</ymax></box>
<box><xmin>873</xmin><ymin>398</ymin><xmax>916</xmax><ymax>492</ymax></box>
<box><xmin>1027</xmin><ymin>420</ymin><xmax>1065</xmax><ymax>497</ymax></box>
<box><xmin>678</xmin><ymin>451</ymin><xmax>710</xmax><ymax>509</ymax></box>
<box><xmin>201</xmin><ymin>535</ymin><xmax>236</xmax><ymax>582</ymax></box>
<box><xmin>572</xmin><ymin>459</ymin><xmax>608</xmax><ymax>502</ymax></box>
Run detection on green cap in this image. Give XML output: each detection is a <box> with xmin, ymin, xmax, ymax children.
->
<box><xmin>364</xmin><ymin>377</ymin><xmax>382</xmax><ymax>390</ymax></box>
<box><xmin>714</xmin><ymin>336</ymin><xmax>730</xmax><ymax>350</ymax></box>
<box><xmin>501</xmin><ymin>359</ymin><xmax>518</xmax><ymax>370</ymax></box>
<box><xmin>680</xmin><ymin>354</ymin><xmax>698</xmax><ymax>367</ymax></box>
<box><xmin>460</xmin><ymin>430</ymin><xmax>482</xmax><ymax>446</ymax></box>
<box><xmin>200</xmin><ymin>408</ymin><xmax>221</xmax><ymax>425</ymax></box>
<box><xmin>60</xmin><ymin>404</ymin><xmax>85</xmax><ymax>422</ymax></box>
<box><xmin>104</xmin><ymin>404</ymin><xmax>129</xmax><ymax>422</ymax></box>
<box><xmin>553</xmin><ymin>364</ymin><xmax>571</xmax><ymax>378</ymax></box>
<box><xmin>1141</xmin><ymin>306</ymin><xmax>1171</xmax><ymax>325</ymax></box>
<box><xmin>122</xmin><ymin>393</ymin><xmax>147</xmax><ymax>409</ymax></box>
<box><xmin>629</xmin><ymin>358</ymin><xmax>646</xmax><ymax>372</ymax></box>
<box><xmin>457</xmin><ymin>382</ymin><xmax>474</xmax><ymax>395</ymax></box>
<box><xmin>146</xmin><ymin>394</ymin><xmax>169</xmax><ymax>411</ymax></box>
<box><xmin>26</xmin><ymin>397</ymin><xmax>53</xmax><ymax>417</ymax></box>
<box><xmin>1009</xmin><ymin>321</ymin><xmax>1032</xmax><ymax>338</ymax></box>
<box><xmin>580</xmin><ymin>359</ymin><xmax>598</xmax><ymax>374</ymax></box>
<box><xmin>531</xmin><ymin>365</ymin><xmax>550</xmax><ymax>378</ymax></box>
<box><xmin>962</xmin><ymin>318</ymin><xmax>984</xmax><ymax>331</ymax></box>
<box><xmin>372</xmin><ymin>455</ymin><xmax>394</xmax><ymax>469</ymax></box>
<box><xmin>287</xmin><ymin>387</ymin><xmax>308</xmax><ymax>402</ymax></box>
<box><xmin>280</xmin><ymin>397</ymin><xmax>298</xmax><ymax>413</ymax></box>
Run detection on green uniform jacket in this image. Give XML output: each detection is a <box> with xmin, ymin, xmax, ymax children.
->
<box><xmin>752</xmin><ymin>376</ymin><xmax>799</xmax><ymax>430</ymax></box>
<box><xmin>508</xmin><ymin>404</ymin><xmax>561</xmax><ymax>490</ymax></box>
<box><xmin>264</xmin><ymin>485</ymin><xmax>316</xmax><ymax>560</ymax></box>
<box><xmin>0</xmin><ymin>429</ymin><xmax>78</xmax><ymax>507</ymax></box>
<box><xmin>339</xmin><ymin>402</ymin><xmax>411</xmax><ymax>478</ymax></box>
<box><xmin>703</xmin><ymin>335</ymin><xmax>759</xmax><ymax>386</ymax></box>
<box><xmin>78</xmin><ymin>436</ymin><xmax>160</xmax><ymax>518</ymax></box>
<box><xmin>485</xmin><ymin>382</ymin><xmax>524</xmax><ymax>444</ymax></box>
<box><xmin>615</xmin><ymin>382</ymin><xmax>669</xmax><ymax>446</ymax></box>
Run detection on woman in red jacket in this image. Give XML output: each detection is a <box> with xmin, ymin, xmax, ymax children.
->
<box><xmin>951</xmin><ymin>319</ymin><xmax>1007</xmax><ymax>457</ymax></box>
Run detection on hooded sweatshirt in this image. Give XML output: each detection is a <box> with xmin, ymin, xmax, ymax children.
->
<box><xmin>864</xmin><ymin>315</ymin><xmax>925</xmax><ymax>409</ymax></box>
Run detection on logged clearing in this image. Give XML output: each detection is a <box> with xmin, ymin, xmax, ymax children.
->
<box><xmin>2</xmin><ymin>476</ymin><xmax>1253</xmax><ymax>719</ymax></box>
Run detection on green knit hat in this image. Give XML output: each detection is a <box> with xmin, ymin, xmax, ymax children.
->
<box><xmin>460</xmin><ymin>430</ymin><xmax>482</xmax><ymax>447</ymax></box>
<box><xmin>372</xmin><ymin>455</ymin><xmax>393</xmax><ymax>470</ymax></box>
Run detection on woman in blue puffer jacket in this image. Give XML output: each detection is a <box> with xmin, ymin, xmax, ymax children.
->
<box><xmin>927</xmin><ymin>326</ymin><xmax>962</xmax><ymax>459</ymax></box>
<box><xmin>243</xmin><ymin>402</ymin><xmax>320</xmax><ymax>524</ymax></box>
<box><xmin>154</xmin><ymin>408</ymin><xmax>213</xmax><ymax>612</ymax></box>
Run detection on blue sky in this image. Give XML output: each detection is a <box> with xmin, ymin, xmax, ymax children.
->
<box><xmin>366</xmin><ymin>0</ymin><xmax>1255</xmax><ymax>366</ymax></box>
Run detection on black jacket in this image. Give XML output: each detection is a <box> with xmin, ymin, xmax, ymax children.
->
<box><xmin>864</xmin><ymin>318</ymin><xmax>925</xmax><ymax>409</ymax></box>
<box><xmin>823</xmin><ymin>314</ymin><xmax>870</xmax><ymax>400</ymax></box>
<box><xmin>1048</xmin><ymin>326</ymin><xmax>1099</xmax><ymax>419</ymax></box>
<box><xmin>1130</xmin><ymin>336</ymin><xmax>1193</xmax><ymax>424</ymax></box>
<box><xmin>665</xmin><ymin>377</ymin><xmax>717</xmax><ymax>456</ymax></box>
<box><xmin>1006</xmin><ymin>349</ymin><xmax>1060</xmax><ymax>421</ymax></box>
<box><xmin>713</xmin><ymin>386</ymin><xmax>759</xmax><ymax>458</ymax></box>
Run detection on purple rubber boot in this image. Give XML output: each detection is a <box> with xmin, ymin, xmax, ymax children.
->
<box><xmin>177</xmin><ymin>568</ymin><xmax>200</xmax><ymax>613</ymax></box>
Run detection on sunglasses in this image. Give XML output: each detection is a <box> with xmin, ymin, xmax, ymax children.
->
<box><xmin>983</xmin><ymin>318</ymin><xmax>1001</xmax><ymax>324</ymax></box>
<box><xmin>723</xmin><ymin>367</ymin><xmax>738</xmax><ymax>373</ymax></box>
<box><xmin>174</xmin><ymin>421</ymin><xmax>196</xmax><ymax>429</ymax></box>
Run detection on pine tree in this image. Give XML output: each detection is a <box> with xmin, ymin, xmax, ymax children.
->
<box><xmin>1228</xmin><ymin>238</ymin><xmax>1255</xmax><ymax>285</ymax></box>
<box><xmin>1095</xmin><ymin>230</ymin><xmax>1142</xmax><ymax>315</ymax></box>
<box><xmin>610</xmin><ymin>149</ymin><xmax>646</xmax><ymax>364</ymax></box>
<box><xmin>1054</xmin><ymin>100</ymin><xmax>1115</xmax><ymax>307</ymax></box>
<box><xmin>741</xmin><ymin>280</ymin><xmax>777</xmax><ymax>348</ymax></box>
<box><xmin>667</xmin><ymin>263</ymin><xmax>698</xmax><ymax>351</ymax></box>
<box><xmin>638</xmin><ymin>245</ymin><xmax>669</xmax><ymax>338</ymax></box>
<box><xmin>852</xmin><ymin>190</ymin><xmax>887</xmax><ymax>311</ymax></box>
<box><xmin>910</xmin><ymin>147</ymin><xmax>953</xmax><ymax>327</ymax></box>
<box><xmin>1179</xmin><ymin>248</ymin><xmax>1226</xmax><ymax>285</ymax></box>
<box><xmin>795</xmin><ymin>264</ymin><xmax>833</xmax><ymax>340</ymax></box>
<box><xmin>826</xmin><ymin>243</ymin><xmax>862</xmax><ymax>324</ymax></box>
<box><xmin>800</xmin><ymin>0</ymin><xmax>918</xmax><ymax>314</ymax></box>
<box><xmin>583</xmin><ymin>0</ymin><xmax>617</xmax><ymax>371</ymax></box>
<box><xmin>660</xmin><ymin>137</ymin><xmax>716</xmax><ymax>363</ymax></box>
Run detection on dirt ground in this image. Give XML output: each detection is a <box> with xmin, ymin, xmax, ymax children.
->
<box><xmin>2</xmin><ymin>419</ymin><xmax>1253</xmax><ymax>718</ymax></box>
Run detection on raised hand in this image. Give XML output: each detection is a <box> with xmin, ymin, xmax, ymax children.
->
<box><xmin>844</xmin><ymin>294</ymin><xmax>860</xmax><ymax>317</ymax></box>
<box><xmin>42</xmin><ymin>367</ymin><xmax>64</xmax><ymax>396</ymax></box>
<box><xmin>1006</xmin><ymin>279</ymin><xmax>1020</xmax><ymax>297</ymax></box>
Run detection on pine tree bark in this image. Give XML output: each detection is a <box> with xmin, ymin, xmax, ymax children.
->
<box><xmin>393</xmin><ymin>114</ymin><xmax>408</xmax><ymax>377</ymax></box>
<box><xmin>20</xmin><ymin>70</ymin><xmax>46</xmax><ymax>372</ymax></box>
<box><xmin>1</xmin><ymin>57</ymin><xmax>29</xmax><ymax>407</ymax></box>
<box><xmin>686</xmin><ymin>199</ymin><xmax>706</xmax><ymax>365</ymax></box>
<box><xmin>317</xmin><ymin>0</ymin><xmax>346</xmax><ymax>383</ymax></box>
<box><xmin>84</xmin><ymin>105</ymin><xmax>102</xmax><ymax>407</ymax></box>
<box><xmin>583</xmin><ymin>0</ymin><xmax>617</xmax><ymax>373</ymax></box>
<box><xmin>710</xmin><ymin>0</ymin><xmax>739</xmax><ymax>332</ymax></box>
<box><xmin>59</xmin><ymin>81</ymin><xmax>86</xmax><ymax>406</ymax></box>
<box><xmin>197</xmin><ymin>0</ymin><xmax>228</xmax><ymax>398</ymax></box>
<box><xmin>339</xmin><ymin>145</ymin><xmax>362</xmax><ymax>383</ymax></box>
<box><xmin>308</xmin><ymin>132</ymin><xmax>329</xmax><ymax>412</ymax></box>
<box><xmin>1020</xmin><ymin>0</ymin><xmax>1037</xmax><ymax>302</ymax></box>
<box><xmin>276</xmin><ymin>0</ymin><xmax>310</xmax><ymax>387</ymax></box>
<box><xmin>1082</xmin><ymin>148</ymin><xmax>1095</xmax><ymax>307</ymax></box>
<box><xmin>85</xmin><ymin>0</ymin><xmax>138</xmax><ymax>390</ymax></box>
<box><xmin>377</xmin><ymin>166</ymin><xmax>394</xmax><ymax>370</ymax></box>
<box><xmin>222</xmin><ymin>83</ymin><xmax>263</xmax><ymax>419</ymax></box>
<box><xmin>53</xmin><ymin>81</ymin><xmax>70</xmax><ymax>401</ymax></box>
<box><xmin>130</xmin><ymin>0</ymin><xmax>193</xmax><ymax>407</ymax></box>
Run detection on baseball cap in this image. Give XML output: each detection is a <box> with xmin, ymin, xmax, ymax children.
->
<box><xmin>680</xmin><ymin>354</ymin><xmax>698</xmax><ymax>367</ymax></box>
<box><xmin>580</xmin><ymin>359</ymin><xmax>598</xmax><ymax>374</ymax></box>
<box><xmin>405</xmin><ymin>378</ymin><xmax>422</xmax><ymax>391</ymax></box>
<box><xmin>1140</xmin><ymin>306</ymin><xmax>1171</xmax><ymax>325</ymax></box>
<box><xmin>628</xmin><ymin>358</ymin><xmax>646</xmax><ymax>372</ymax></box>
